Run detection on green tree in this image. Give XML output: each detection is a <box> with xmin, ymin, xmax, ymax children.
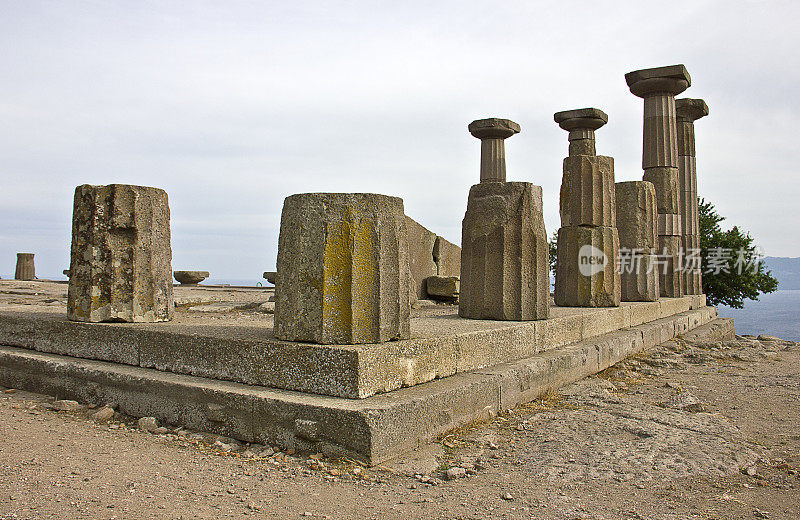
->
<box><xmin>698</xmin><ymin>198</ymin><xmax>778</xmax><ymax>308</ymax></box>
<box><xmin>548</xmin><ymin>231</ymin><xmax>558</xmax><ymax>278</ymax></box>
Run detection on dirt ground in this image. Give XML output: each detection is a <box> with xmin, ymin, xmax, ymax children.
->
<box><xmin>1</xmin><ymin>329</ymin><xmax>798</xmax><ymax>520</ymax></box>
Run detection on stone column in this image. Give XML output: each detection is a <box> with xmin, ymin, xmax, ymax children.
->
<box><xmin>615</xmin><ymin>181</ymin><xmax>659</xmax><ymax>301</ymax></box>
<box><xmin>274</xmin><ymin>193</ymin><xmax>411</xmax><ymax>344</ymax></box>
<box><xmin>459</xmin><ymin>118</ymin><xmax>549</xmax><ymax>320</ymax></box>
<box><xmin>553</xmin><ymin>108</ymin><xmax>620</xmax><ymax>307</ymax></box>
<box><xmin>67</xmin><ymin>184</ymin><xmax>174</xmax><ymax>323</ymax></box>
<box><xmin>676</xmin><ymin>98</ymin><xmax>709</xmax><ymax>295</ymax></box>
<box><xmin>468</xmin><ymin>118</ymin><xmax>520</xmax><ymax>183</ymax></box>
<box><xmin>14</xmin><ymin>253</ymin><xmax>35</xmax><ymax>280</ymax></box>
<box><xmin>626</xmin><ymin>64</ymin><xmax>691</xmax><ymax>297</ymax></box>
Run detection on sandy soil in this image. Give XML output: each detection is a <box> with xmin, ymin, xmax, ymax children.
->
<box><xmin>1</xmin><ymin>330</ymin><xmax>798</xmax><ymax>520</ymax></box>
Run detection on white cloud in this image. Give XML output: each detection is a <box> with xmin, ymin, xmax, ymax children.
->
<box><xmin>1</xmin><ymin>0</ymin><xmax>798</xmax><ymax>280</ymax></box>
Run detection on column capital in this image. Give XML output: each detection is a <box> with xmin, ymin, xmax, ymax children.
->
<box><xmin>554</xmin><ymin>108</ymin><xmax>607</xmax><ymax>156</ymax></box>
<box><xmin>625</xmin><ymin>64</ymin><xmax>691</xmax><ymax>98</ymax></box>
<box><xmin>676</xmin><ymin>98</ymin><xmax>709</xmax><ymax>122</ymax></box>
<box><xmin>468</xmin><ymin>118</ymin><xmax>520</xmax><ymax>140</ymax></box>
<box><xmin>554</xmin><ymin>108</ymin><xmax>608</xmax><ymax>132</ymax></box>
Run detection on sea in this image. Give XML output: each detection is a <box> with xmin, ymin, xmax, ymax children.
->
<box><xmin>718</xmin><ymin>289</ymin><xmax>800</xmax><ymax>341</ymax></box>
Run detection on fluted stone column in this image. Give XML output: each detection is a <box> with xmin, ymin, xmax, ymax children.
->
<box><xmin>626</xmin><ymin>65</ymin><xmax>691</xmax><ymax>297</ymax></box>
<box><xmin>274</xmin><ymin>193</ymin><xmax>411</xmax><ymax>344</ymax></box>
<box><xmin>677</xmin><ymin>98</ymin><xmax>708</xmax><ymax>295</ymax></box>
<box><xmin>553</xmin><ymin>108</ymin><xmax>620</xmax><ymax>307</ymax></box>
<box><xmin>615</xmin><ymin>181</ymin><xmax>659</xmax><ymax>301</ymax></box>
<box><xmin>67</xmin><ymin>184</ymin><xmax>173</xmax><ymax>323</ymax></box>
<box><xmin>459</xmin><ymin>118</ymin><xmax>549</xmax><ymax>320</ymax></box>
<box><xmin>14</xmin><ymin>253</ymin><xmax>35</xmax><ymax>280</ymax></box>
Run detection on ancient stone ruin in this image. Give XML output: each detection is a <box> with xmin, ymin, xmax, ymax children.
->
<box><xmin>676</xmin><ymin>98</ymin><xmax>709</xmax><ymax>295</ymax></box>
<box><xmin>173</xmin><ymin>270</ymin><xmax>209</xmax><ymax>285</ymax></box>
<box><xmin>626</xmin><ymin>64</ymin><xmax>691</xmax><ymax>298</ymax></box>
<box><xmin>459</xmin><ymin>118</ymin><xmax>549</xmax><ymax>320</ymax></box>
<box><xmin>67</xmin><ymin>184</ymin><xmax>174</xmax><ymax>323</ymax></box>
<box><xmin>0</xmin><ymin>66</ymin><xmax>720</xmax><ymax>467</ymax></box>
<box><xmin>274</xmin><ymin>192</ymin><xmax>411</xmax><ymax>344</ymax></box>
<box><xmin>553</xmin><ymin>108</ymin><xmax>620</xmax><ymax>307</ymax></box>
<box><xmin>14</xmin><ymin>253</ymin><xmax>35</xmax><ymax>280</ymax></box>
<box><xmin>615</xmin><ymin>180</ymin><xmax>660</xmax><ymax>301</ymax></box>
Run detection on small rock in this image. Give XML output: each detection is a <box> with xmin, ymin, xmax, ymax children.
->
<box><xmin>247</xmin><ymin>501</ymin><xmax>260</xmax><ymax>511</ymax></box>
<box><xmin>757</xmin><ymin>335</ymin><xmax>784</xmax><ymax>342</ymax></box>
<box><xmin>214</xmin><ymin>440</ymin><xmax>234</xmax><ymax>452</ymax></box>
<box><xmin>444</xmin><ymin>467</ymin><xmax>466</xmax><ymax>480</ymax></box>
<box><xmin>743</xmin><ymin>465</ymin><xmax>758</xmax><ymax>476</ymax></box>
<box><xmin>52</xmin><ymin>400</ymin><xmax>83</xmax><ymax>411</ymax></box>
<box><xmin>4</xmin><ymin>388</ymin><xmax>17</xmax><ymax>394</ymax></box>
<box><xmin>286</xmin><ymin>448</ymin><xmax>296</xmax><ymax>455</ymax></box>
<box><xmin>754</xmin><ymin>509</ymin><xmax>770</xmax><ymax>518</ymax></box>
<box><xmin>137</xmin><ymin>417</ymin><xmax>158</xmax><ymax>432</ymax></box>
<box><xmin>92</xmin><ymin>406</ymin><xmax>115</xmax><ymax>422</ymax></box>
<box><xmin>501</xmin><ymin>492</ymin><xmax>513</xmax><ymax>501</ymax></box>
<box><xmin>153</xmin><ymin>427</ymin><xmax>170</xmax><ymax>435</ymax></box>
<box><xmin>257</xmin><ymin>302</ymin><xmax>275</xmax><ymax>314</ymax></box>
<box><xmin>659</xmin><ymin>392</ymin><xmax>705</xmax><ymax>413</ymax></box>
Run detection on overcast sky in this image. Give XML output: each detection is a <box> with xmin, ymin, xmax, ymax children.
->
<box><xmin>1</xmin><ymin>0</ymin><xmax>798</xmax><ymax>281</ymax></box>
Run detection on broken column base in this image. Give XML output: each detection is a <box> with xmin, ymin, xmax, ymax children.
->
<box><xmin>555</xmin><ymin>225</ymin><xmax>621</xmax><ymax>307</ymax></box>
<box><xmin>621</xmin><ymin>253</ymin><xmax>660</xmax><ymax>302</ymax></box>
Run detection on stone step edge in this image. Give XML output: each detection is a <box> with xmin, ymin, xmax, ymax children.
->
<box><xmin>0</xmin><ymin>308</ymin><xmax>726</xmax><ymax>465</ymax></box>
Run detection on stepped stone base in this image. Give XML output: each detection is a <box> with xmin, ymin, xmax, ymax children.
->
<box><xmin>0</xmin><ymin>307</ymin><xmax>726</xmax><ymax>465</ymax></box>
<box><xmin>0</xmin><ymin>295</ymin><xmax>704</xmax><ymax>400</ymax></box>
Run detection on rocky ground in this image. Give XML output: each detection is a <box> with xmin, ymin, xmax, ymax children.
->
<box><xmin>1</xmin><ymin>330</ymin><xmax>798</xmax><ymax>519</ymax></box>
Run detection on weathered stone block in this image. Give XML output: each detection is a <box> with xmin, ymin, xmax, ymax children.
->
<box><xmin>559</xmin><ymin>155</ymin><xmax>615</xmax><ymax>227</ymax></box>
<box><xmin>683</xmin><ymin>268</ymin><xmax>703</xmax><ymax>295</ymax></box>
<box><xmin>679</xmin><ymin>190</ymin><xmax>699</xmax><ymax>236</ymax></box>
<box><xmin>15</xmin><ymin>253</ymin><xmax>35</xmax><ymax>280</ymax></box>
<box><xmin>405</xmin><ymin>216</ymin><xmax>437</xmax><ymax>300</ymax></box>
<box><xmin>425</xmin><ymin>276</ymin><xmax>459</xmax><ymax>301</ymax></box>
<box><xmin>682</xmin><ymin>234</ymin><xmax>703</xmax><ymax>295</ymax></box>
<box><xmin>642</xmin><ymin>167</ymin><xmax>679</xmax><ymax>215</ymax></box>
<box><xmin>67</xmin><ymin>184</ymin><xmax>173</xmax><ymax>323</ymax></box>
<box><xmin>554</xmin><ymin>226</ymin><xmax>621</xmax><ymax>307</ymax></box>
<box><xmin>173</xmin><ymin>271</ymin><xmax>209</xmax><ymax>285</ymax></box>
<box><xmin>619</xmin><ymin>253</ymin><xmax>660</xmax><ymax>302</ymax></box>
<box><xmin>678</xmin><ymin>156</ymin><xmax>698</xmax><ymax>192</ymax></box>
<box><xmin>657</xmin><ymin>213</ymin><xmax>681</xmax><ymax>236</ymax></box>
<box><xmin>459</xmin><ymin>182</ymin><xmax>549</xmax><ymax>320</ymax></box>
<box><xmin>657</xmin><ymin>235</ymin><xmax>683</xmax><ymax>298</ymax></box>
<box><xmin>615</xmin><ymin>181</ymin><xmax>657</xmax><ymax>252</ymax></box>
<box><xmin>275</xmin><ymin>193</ymin><xmax>411</xmax><ymax>344</ymax></box>
<box><xmin>433</xmin><ymin>235</ymin><xmax>461</xmax><ymax>277</ymax></box>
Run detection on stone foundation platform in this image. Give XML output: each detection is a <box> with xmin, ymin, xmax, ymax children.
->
<box><xmin>0</xmin><ymin>295</ymin><xmax>707</xmax><ymax>399</ymax></box>
<box><xmin>0</xmin><ymin>281</ymin><xmax>725</xmax><ymax>465</ymax></box>
<box><xmin>0</xmin><ymin>309</ymin><xmax>729</xmax><ymax>465</ymax></box>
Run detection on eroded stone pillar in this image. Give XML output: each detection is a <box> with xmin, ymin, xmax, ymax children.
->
<box><xmin>14</xmin><ymin>253</ymin><xmax>35</xmax><ymax>280</ymax></box>
<box><xmin>274</xmin><ymin>193</ymin><xmax>411</xmax><ymax>344</ymax></box>
<box><xmin>677</xmin><ymin>98</ymin><xmax>709</xmax><ymax>295</ymax></box>
<box><xmin>67</xmin><ymin>184</ymin><xmax>173</xmax><ymax>323</ymax></box>
<box><xmin>626</xmin><ymin>65</ymin><xmax>691</xmax><ymax>297</ymax></box>
<box><xmin>459</xmin><ymin>118</ymin><xmax>549</xmax><ymax>320</ymax></box>
<box><xmin>615</xmin><ymin>181</ymin><xmax>659</xmax><ymax>301</ymax></box>
<box><xmin>553</xmin><ymin>108</ymin><xmax>620</xmax><ymax>307</ymax></box>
